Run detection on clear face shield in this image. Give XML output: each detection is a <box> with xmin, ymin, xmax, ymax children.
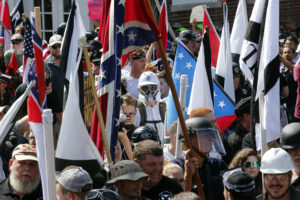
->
<box><xmin>190</xmin><ymin>128</ymin><xmax>226</xmax><ymax>156</ymax></box>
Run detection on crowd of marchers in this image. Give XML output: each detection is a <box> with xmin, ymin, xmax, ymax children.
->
<box><xmin>2</xmin><ymin>12</ymin><xmax>300</xmax><ymax>200</ymax></box>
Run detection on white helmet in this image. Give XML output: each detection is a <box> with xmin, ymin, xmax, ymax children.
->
<box><xmin>260</xmin><ymin>148</ymin><xmax>293</xmax><ymax>174</ymax></box>
<box><xmin>138</xmin><ymin>71</ymin><xmax>160</xmax><ymax>102</ymax></box>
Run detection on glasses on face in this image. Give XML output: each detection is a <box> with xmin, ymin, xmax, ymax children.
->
<box><xmin>11</xmin><ymin>38</ymin><xmax>23</xmax><ymax>45</ymax></box>
<box><xmin>264</xmin><ymin>174</ymin><xmax>289</xmax><ymax>182</ymax></box>
<box><xmin>243</xmin><ymin>161</ymin><xmax>260</xmax><ymax>169</ymax></box>
<box><xmin>51</xmin><ymin>44</ymin><xmax>61</xmax><ymax>50</ymax></box>
<box><xmin>121</xmin><ymin>111</ymin><xmax>136</xmax><ymax>117</ymax></box>
<box><xmin>93</xmin><ymin>61</ymin><xmax>100</xmax><ymax>66</ymax></box>
<box><xmin>210</xmin><ymin>119</ymin><xmax>217</xmax><ymax>124</ymax></box>
<box><xmin>141</xmin><ymin>85</ymin><xmax>158</xmax><ymax>93</ymax></box>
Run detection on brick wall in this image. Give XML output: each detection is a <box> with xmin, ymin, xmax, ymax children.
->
<box><xmin>165</xmin><ymin>0</ymin><xmax>300</xmax><ymax>35</ymax></box>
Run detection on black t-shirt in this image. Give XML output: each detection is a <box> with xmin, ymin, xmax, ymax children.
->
<box><xmin>142</xmin><ymin>175</ymin><xmax>183</xmax><ymax>200</ymax></box>
<box><xmin>44</xmin><ymin>58</ymin><xmax>64</xmax><ymax>113</ymax></box>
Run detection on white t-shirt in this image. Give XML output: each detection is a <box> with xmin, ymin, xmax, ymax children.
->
<box><xmin>125</xmin><ymin>76</ymin><xmax>139</xmax><ymax>99</ymax></box>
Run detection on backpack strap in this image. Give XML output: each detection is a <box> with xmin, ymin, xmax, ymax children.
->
<box><xmin>137</xmin><ymin>101</ymin><xmax>147</xmax><ymax>126</ymax></box>
<box><xmin>159</xmin><ymin>101</ymin><xmax>166</xmax><ymax>123</ymax></box>
<box><xmin>120</xmin><ymin>76</ymin><xmax>128</xmax><ymax>96</ymax></box>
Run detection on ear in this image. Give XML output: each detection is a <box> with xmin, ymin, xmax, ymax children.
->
<box><xmin>9</xmin><ymin>159</ymin><xmax>13</xmax><ymax>168</ymax></box>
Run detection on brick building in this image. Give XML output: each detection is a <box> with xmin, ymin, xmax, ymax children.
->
<box><xmin>166</xmin><ymin>0</ymin><xmax>300</xmax><ymax>35</ymax></box>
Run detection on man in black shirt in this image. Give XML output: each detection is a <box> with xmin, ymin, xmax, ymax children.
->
<box><xmin>0</xmin><ymin>144</ymin><xmax>42</xmax><ymax>200</ymax></box>
<box><xmin>133</xmin><ymin>140</ymin><xmax>183</xmax><ymax>200</ymax></box>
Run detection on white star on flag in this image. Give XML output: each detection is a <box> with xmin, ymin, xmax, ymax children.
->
<box><xmin>118</xmin><ymin>0</ymin><xmax>126</xmax><ymax>7</ymax></box>
<box><xmin>116</xmin><ymin>24</ymin><xmax>124</xmax><ymax>35</ymax></box>
<box><xmin>218</xmin><ymin>100</ymin><xmax>226</xmax><ymax>108</ymax></box>
<box><xmin>175</xmin><ymin>73</ymin><xmax>180</xmax><ymax>79</ymax></box>
<box><xmin>128</xmin><ymin>31</ymin><xmax>137</xmax><ymax>42</ymax></box>
<box><xmin>185</xmin><ymin>62</ymin><xmax>192</xmax><ymax>69</ymax></box>
<box><xmin>99</xmin><ymin>70</ymin><xmax>107</xmax><ymax>81</ymax></box>
<box><xmin>178</xmin><ymin>52</ymin><xmax>184</xmax><ymax>60</ymax></box>
<box><xmin>116</xmin><ymin>89</ymin><xmax>121</xmax><ymax>98</ymax></box>
<box><xmin>214</xmin><ymin>91</ymin><xmax>217</xmax><ymax>97</ymax></box>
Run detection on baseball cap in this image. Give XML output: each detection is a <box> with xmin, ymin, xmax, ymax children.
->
<box><xmin>138</xmin><ymin>71</ymin><xmax>159</xmax><ymax>87</ymax></box>
<box><xmin>49</xmin><ymin>34</ymin><xmax>62</xmax><ymax>46</ymax></box>
<box><xmin>223</xmin><ymin>168</ymin><xmax>256</xmax><ymax>200</ymax></box>
<box><xmin>234</xmin><ymin>97</ymin><xmax>251</xmax><ymax>117</ymax></box>
<box><xmin>106</xmin><ymin>160</ymin><xmax>148</xmax><ymax>185</ymax></box>
<box><xmin>57</xmin><ymin>166</ymin><xmax>93</xmax><ymax>193</ymax></box>
<box><xmin>179</xmin><ymin>30</ymin><xmax>196</xmax><ymax>42</ymax></box>
<box><xmin>12</xmin><ymin>144</ymin><xmax>38</xmax><ymax>161</ymax></box>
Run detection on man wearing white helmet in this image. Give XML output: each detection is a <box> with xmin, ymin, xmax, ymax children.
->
<box><xmin>134</xmin><ymin>71</ymin><xmax>166</xmax><ymax>141</ymax></box>
<box><xmin>257</xmin><ymin>148</ymin><xmax>300</xmax><ymax>200</ymax></box>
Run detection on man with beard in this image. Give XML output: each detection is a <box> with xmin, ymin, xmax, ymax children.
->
<box><xmin>45</xmin><ymin>34</ymin><xmax>64</xmax><ymax>124</ymax></box>
<box><xmin>257</xmin><ymin>148</ymin><xmax>300</xmax><ymax>200</ymax></box>
<box><xmin>0</xmin><ymin>144</ymin><xmax>42</xmax><ymax>199</ymax></box>
<box><xmin>280</xmin><ymin>122</ymin><xmax>300</xmax><ymax>188</ymax></box>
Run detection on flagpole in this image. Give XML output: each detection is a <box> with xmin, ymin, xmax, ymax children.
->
<box><xmin>34</xmin><ymin>7</ymin><xmax>42</xmax><ymax>37</ymax></box>
<box><xmin>80</xmin><ymin>36</ymin><xmax>112</xmax><ymax>163</ymax></box>
<box><xmin>145</xmin><ymin>1</ymin><xmax>206</xmax><ymax>199</ymax></box>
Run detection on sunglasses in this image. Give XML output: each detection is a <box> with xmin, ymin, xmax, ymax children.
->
<box><xmin>11</xmin><ymin>38</ymin><xmax>23</xmax><ymax>45</ymax></box>
<box><xmin>141</xmin><ymin>85</ymin><xmax>158</xmax><ymax>93</ymax></box>
<box><xmin>264</xmin><ymin>174</ymin><xmax>289</xmax><ymax>182</ymax></box>
<box><xmin>243</xmin><ymin>161</ymin><xmax>260</xmax><ymax>169</ymax></box>
<box><xmin>51</xmin><ymin>44</ymin><xmax>61</xmax><ymax>50</ymax></box>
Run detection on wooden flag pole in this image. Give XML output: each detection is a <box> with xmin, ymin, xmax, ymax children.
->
<box><xmin>145</xmin><ymin>1</ymin><xmax>206</xmax><ymax>199</ymax></box>
<box><xmin>80</xmin><ymin>37</ymin><xmax>112</xmax><ymax>163</ymax></box>
<box><xmin>34</xmin><ymin>7</ymin><xmax>42</xmax><ymax>37</ymax></box>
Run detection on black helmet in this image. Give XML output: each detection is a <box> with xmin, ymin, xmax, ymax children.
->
<box><xmin>185</xmin><ymin>117</ymin><xmax>226</xmax><ymax>155</ymax></box>
<box><xmin>56</xmin><ymin>22</ymin><xmax>66</xmax><ymax>36</ymax></box>
<box><xmin>131</xmin><ymin>126</ymin><xmax>159</xmax><ymax>145</ymax></box>
<box><xmin>86</xmin><ymin>31</ymin><xmax>98</xmax><ymax>41</ymax></box>
<box><xmin>185</xmin><ymin>117</ymin><xmax>213</xmax><ymax>136</ymax></box>
<box><xmin>281</xmin><ymin>123</ymin><xmax>300</xmax><ymax>150</ymax></box>
<box><xmin>87</xmin><ymin>188</ymin><xmax>121</xmax><ymax>200</ymax></box>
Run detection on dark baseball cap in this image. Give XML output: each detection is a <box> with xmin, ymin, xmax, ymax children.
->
<box><xmin>179</xmin><ymin>30</ymin><xmax>196</xmax><ymax>42</ymax></box>
<box><xmin>234</xmin><ymin>97</ymin><xmax>251</xmax><ymax>117</ymax></box>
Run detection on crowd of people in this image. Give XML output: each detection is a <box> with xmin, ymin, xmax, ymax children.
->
<box><xmin>1</xmin><ymin>7</ymin><xmax>300</xmax><ymax>200</ymax></box>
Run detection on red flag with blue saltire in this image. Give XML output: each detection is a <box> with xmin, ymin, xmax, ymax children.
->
<box><xmin>202</xmin><ymin>7</ymin><xmax>220</xmax><ymax>68</ymax></box>
<box><xmin>157</xmin><ymin>0</ymin><xmax>168</xmax><ymax>59</ymax></box>
<box><xmin>0</xmin><ymin>0</ymin><xmax>11</xmax><ymax>52</ymax></box>
<box><xmin>90</xmin><ymin>0</ymin><xmax>159</xmax><ymax>159</ymax></box>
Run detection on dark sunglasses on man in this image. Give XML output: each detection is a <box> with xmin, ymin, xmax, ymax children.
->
<box><xmin>51</xmin><ymin>44</ymin><xmax>61</xmax><ymax>50</ymax></box>
<box><xmin>11</xmin><ymin>38</ymin><xmax>23</xmax><ymax>45</ymax></box>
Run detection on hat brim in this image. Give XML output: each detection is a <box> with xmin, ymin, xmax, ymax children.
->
<box><xmin>106</xmin><ymin>171</ymin><xmax>148</xmax><ymax>185</ymax></box>
<box><xmin>139</xmin><ymin>82</ymin><xmax>158</xmax><ymax>86</ymax></box>
<box><xmin>14</xmin><ymin>155</ymin><xmax>38</xmax><ymax>161</ymax></box>
<box><xmin>260</xmin><ymin>168</ymin><xmax>292</xmax><ymax>174</ymax></box>
<box><xmin>49</xmin><ymin>41</ymin><xmax>62</xmax><ymax>46</ymax></box>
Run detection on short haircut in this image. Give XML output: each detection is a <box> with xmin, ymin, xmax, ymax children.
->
<box><xmin>168</xmin><ymin>121</ymin><xmax>178</xmax><ymax>140</ymax></box>
<box><xmin>163</xmin><ymin>163</ymin><xmax>183</xmax><ymax>177</ymax></box>
<box><xmin>189</xmin><ymin>107</ymin><xmax>212</xmax><ymax>119</ymax></box>
<box><xmin>157</xmin><ymin>70</ymin><xmax>167</xmax><ymax>81</ymax></box>
<box><xmin>171</xmin><ymin>192</ymin><xmax>201</xmax><ymax>200</ymax></box>
<box><xmin>121</xmin><ymin>93</ymin><xmax>137</xmax><ymax>108</ymax></box>
<box><xmin>144</xmin><ymin>63</ymin><xmax>158</xmax><ymax>73</ymax></box>
<box><xmin>133</xmin><ymin>140</ymin><xmax>163</xmax><ymax>161</ymax></box>
<box><xmin>285</xmin><ymin>35</ymin><xmax>299</xmax><ymax>47</ymax></box>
